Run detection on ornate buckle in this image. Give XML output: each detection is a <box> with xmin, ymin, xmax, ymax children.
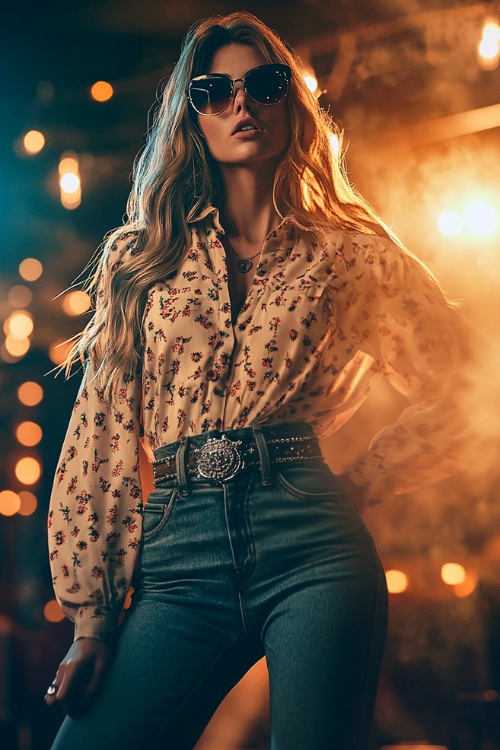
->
<box><xmin>193</xmin><ymin>435</ymin><xmax>244</xmax><ymax>483</ymax></box>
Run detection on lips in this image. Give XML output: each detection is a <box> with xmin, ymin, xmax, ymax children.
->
<box><xmin>231</xmin><ymin>117</ymin><xmax>262</xmax><ymax>135</ymax></box>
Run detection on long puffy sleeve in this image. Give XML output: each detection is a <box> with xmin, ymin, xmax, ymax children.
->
<box><xmin>48</xmin><ymin>234</ymin><xmax>143</xmax><ymax>641</ymax></box>
<box><xmin>341</xmin><ymin>234</ymin><xmax>480</xmax><ymax>507</ymax></box>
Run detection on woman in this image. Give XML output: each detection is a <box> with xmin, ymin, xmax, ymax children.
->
<box><xmin>46</xmin><ymin>11</ymin><xmax>472</xmax><ymax>750</ymax></box>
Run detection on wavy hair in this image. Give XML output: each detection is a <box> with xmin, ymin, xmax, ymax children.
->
<box><xmin>64</xmin><ymin>11</ymin><xmax>408</xmax><ymax>399</ymax></box>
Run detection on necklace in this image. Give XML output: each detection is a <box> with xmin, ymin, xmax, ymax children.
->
<box><xmin>224</xmin><ymin>236</ymin><xmax>261</xmax><ymax>274</ymax></box>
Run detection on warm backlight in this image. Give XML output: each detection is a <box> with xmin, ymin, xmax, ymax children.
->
<box><xmin>17</xmin><ymin>381</ymin><xmax>44</xmax><ymax>406</ymax></box>
<box><xmin>385</xmin><ymin>569</ymin><xmax>408</xmax><ymax>594</ymax></box>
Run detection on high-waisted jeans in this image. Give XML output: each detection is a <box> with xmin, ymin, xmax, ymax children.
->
<box><xmin>51</xmin><ymin>423</ymin><xmax>388</xmax><ymax>750</ymax></box>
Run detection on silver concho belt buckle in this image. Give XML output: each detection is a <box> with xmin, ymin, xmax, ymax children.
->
<box><xmin>193</xmin><ymin>435</ymin><xmax>244</xmax><ymax>483</ymax></box>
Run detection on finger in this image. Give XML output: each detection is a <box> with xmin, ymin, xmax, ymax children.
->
<box><xmin>44</xmin><ymin>677</ymin><xmax>61</xmax><ymax>707</ymax></box>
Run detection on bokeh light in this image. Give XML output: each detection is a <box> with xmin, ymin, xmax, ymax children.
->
<box><xmin>441</xmin><ymin>562</ymin><xmax>466</xmax><ymax>586</ymax></box>
<box><xmin>18</xmin><ymin>490</ymin><xmax>38</xmax><ymax>516</ymax></box>
<box><xmin>59</xmin><ymin>153</ymin><xmax>81</xmax><ymax>209</ymax></box>
<box><xmin>4</xmin><ymin>337</ymin><xmax>30</xmax><ymax>358</ymax></box>
<box><xmin>453</xmin><ymin>570</ymin><xmax>478</xmax><ymax>598</ymax></box>
<box><xmin>19</xmin><ymin>258</ymin><xmax>43</xmax><ymax>282</ymax></box>
<box><xmin>43</xmin><ymin>599</ymin><xmax>65</xmax><ymax>623</ymax></box>
<box><xmin>0</xmin><ymin>490</ymin><xmax>22</xmax><ymax>516</ymax></box>
<box><xmin>478</xmin><ymin>20</ymin><xmax>500</xmax><ymax>69</ymax></box>
<box><xmin>60</xmin><ymin>172</ymin><xmax>81</xmax><ymax>194</ymax></box>
<box><xmin>90</xmin><ymin>80</ymin><xmax>114</xmax><ymax>102</ymax></box>
<box><xmin>464</xmin><ymin>199</ymin><xmax>497</xmax><ymax>237</ymax></box>
<box><xmin>15</xmin><ymin>456</ymin><xmax>42</xmax><ymax>485</ymax></box>
<box><xmin>438</xmin><ymin>209</ymin><xmax>463</xmax><ymax>238</ymax></box>
<box><xmin>4</xmin><ymin>310</ymin><xmax>34</xmax><ymax>339</ymax></box>
<box><xmin>49</xmin><ymin>338</ymin><xmax>73</xmax><ymax>365</ymax></box>
<box><xmin>8</xmin><ymin>285</ymin><xmax>33</xmax><ymax>308</ymax></box>
<box><xmin>304</xmin><ymin>73</ymin><xmax>318</xmax><ymax>93</ymax></box>
<box><xmin>62</xmin><ymin>290</ymin><xmax>91</xmax><ymax>316</ymax></box>
<box><xmin>16</xmin><ymin>421</ymin><xmax>43</xmax><ymax>447</ymax></box>
<box><xmin>23</xmin><ymin>130</ymin><xmax>45</xmax><ymax>155</ymax></box>
<box><xmin>17</xmin><ymin>381</ymin><xmax>44</xmax><ymax>406</ymax></box>
<box><xmin>385</xmin><ymin>569</ymin><xmax>408</xmax><ymax>594</ymax></box>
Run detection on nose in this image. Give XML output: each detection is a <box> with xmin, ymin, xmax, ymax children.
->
<box><xmin>232</xmin><ymin>81</ymin><xmax>254</xmax><ymax>112</ymax></box>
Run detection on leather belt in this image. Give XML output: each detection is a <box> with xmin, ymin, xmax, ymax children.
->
<box><xmin>152</xmin><ymin>432</ymin><xmax>322</xmax><ymax>487</ymax></box>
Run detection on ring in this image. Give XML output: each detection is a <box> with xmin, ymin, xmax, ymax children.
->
<box><xmin>46</xmin><ymin>684</ymin><xmax>57</xmax><ymax>696</ymax></box>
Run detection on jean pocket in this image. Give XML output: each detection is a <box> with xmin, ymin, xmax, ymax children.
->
<box><xmin>276</xmin><ymin>462</ymin><xmax>346</xmax><ymax>500</ymax></box>
<box><xmin>142</xmin><ymin>486</ymin><xmax>177</xmax><ymax>540</ymax></box>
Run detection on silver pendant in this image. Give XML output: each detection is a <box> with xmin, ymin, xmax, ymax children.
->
<box><xmin>237</xmin><ymin>258</ymin><xmax>253</xmax><ymax>273</ymax></box>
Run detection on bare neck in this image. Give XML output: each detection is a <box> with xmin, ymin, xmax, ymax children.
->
<box><xmin>219</xmin><ymin>162</ymin><xmax>281</xmax><ymax>244</ymax></box>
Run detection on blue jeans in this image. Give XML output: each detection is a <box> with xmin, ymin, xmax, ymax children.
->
<box><xmin>51</xmin><ymin>424</ymin><xmax>388</xmax><ymax>750</ymax></box>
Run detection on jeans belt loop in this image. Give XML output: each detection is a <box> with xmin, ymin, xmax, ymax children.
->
<box><xmin>252</xmin><ymin>426</ymin><xmax>272</xmax><ymax>487</ymax></box>
<box><xmin>176</xmin><ymin>437</ymin><xmax>190</xmax><ymax>497</ymax></box>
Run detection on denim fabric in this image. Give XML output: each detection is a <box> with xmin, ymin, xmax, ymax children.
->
<box><xmin>51</xmin><ymin>425</ymin><xmax>388</xmax><ymax>750</ymax></box>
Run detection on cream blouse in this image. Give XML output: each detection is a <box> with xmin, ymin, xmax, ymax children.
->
<box><xmin>48</xmin><ymin>207</ymin><xmax>473</xmax><ymax>640</ymax></box>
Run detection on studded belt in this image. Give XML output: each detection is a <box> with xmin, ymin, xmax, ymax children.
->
<box><xmin>152</xmin><ymin>428</ymin><xmax>322</xmax><ymax>487</ymax></box>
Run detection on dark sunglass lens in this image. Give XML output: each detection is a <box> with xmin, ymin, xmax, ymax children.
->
<box><xmin>190</xmin><ymin>77</ymin><xmax>232</xmax><ymax>114</ymax></box>
<box><xmin>247</xmin><ymin>66</ymin><xmax>289</xmax><ymax>104</ymax></box>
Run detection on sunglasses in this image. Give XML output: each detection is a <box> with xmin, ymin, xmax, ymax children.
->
<box><xmin>186</xmin><ymin>63</ymin><xmax>291</xmax><ymax>116</ymax></box>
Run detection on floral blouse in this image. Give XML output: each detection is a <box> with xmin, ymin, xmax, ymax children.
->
<box><xmin>48</xmin><ymin>206</ymin><xmax>472</xmax><ymax>641</ymax></box>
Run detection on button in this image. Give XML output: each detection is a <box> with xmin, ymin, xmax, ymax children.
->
<box><xmin>206</xmin><ymin>369</ymin><xmax>219</xmax><ymax>382</ymax></box>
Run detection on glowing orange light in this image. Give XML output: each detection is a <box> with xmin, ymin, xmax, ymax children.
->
<box><xmin>49</xmin><ymin>338</ymin><xmax>72</xmax><ymax>365</ymax></box>
<box><xmin>18</xmin><ymin>490</ymin><xmax>38</xmax><ymax>516</ymax></box>
<box><xmin>91</xmin><ymin>80</ymin><xmax>114</xmax><ymax>102</ymax></box>
<box><xmin>454</xmin><ymin>570</ymin><xmax>478</xmax><ymax>598</ymax></box>
<box><xmin>4</xmin><ymin>310</ymin><xmax>34</xmax><ymax>339</ymax></box>
<box><xmin>17</xmin><ymin>381</ymin><xmax>44</xmax><ymax>406</ymax></box>
<box><xmin>58</xmin><ymin>156</ymin><xmax>79</xmax><ymax>175</ymax></box>
<box><xmin>124</xmin><ymin>586</ymin><xmax>135</xmax><ymax>610</ymax></box>
<box><xmin>62</xmin><ymin>290</ymin><xmax>91</xmax><ymax>316</ymax></box>
<box><xmin>4</xmin><ymin>336</ymin><xmax>30</xmax><ymax>358</ymax></box>
<box><xmin>0</xmin><ymin>490</ymin><xmax>22</xmax><ymax>516</ymax></box>
<box><xmin>43</xmin><ymin>599</ymin><xmax>65</xmax><ymax>623</ymax></box>
<box><xmin>23</xmin><ymin>130</ymin><xmax>45</xmax><ymax>155</ymax></box>
<box><xmin>19</xmin><ymin>258</ymin><xmax>43</xmax><ymax>282</ymax></box>
<box><xmin>441</xmin><ymin>562</ymin><xmax>466</xmax><ymax>586</ymax></box>
<box><xmin>16</xmin><ymin>421</ymin><xmax>43</xmax><ymax>447</ymax></box>
<box><xmin>15</xmin><ymin>457</ymin><xmax>42</xmax><ymax>485</ymax></box>
<box><xmin>385</xmin><ymin>569</ymin><xmax>408</xmax><ymax>594</ymax></box>
<box><xmin>478</xmin><ymin>20</ymin><xmax>500</xmax><ymax>69</ymax></box>
<box><xmin>8</xmin><ymin>285</ymin><xmax>33</xmax><ymax>308</ymax></box>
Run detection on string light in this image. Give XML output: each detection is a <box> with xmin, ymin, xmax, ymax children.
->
<box><xmin>19</xmin><ymin>258</ymin><xmax>43</xmax><ymax>282</ymax></box>
<box><xmin>8</xmin><ymin>285</ymin><xmax>33</xmax><ymax>308</ymax></box>
<box><xmin>16</xmin><ymin>421</ymin><xmax>43</xmax><ymax>447</ymax></box>
<box><xmin>43</xmin><ymin>599</ymin><xmax>65</xmax><ymax>623</ymax></box>
<box><xmin>441</xmin><ymin>562</ymin><xmax>466</xmax><ymax>585</ymax></box>
<box><xmin>17</xmin><ymin>381</ymin><xmax>44</xmax><ymax>406</ymax></box>
<box><xmin>437</xmin><ymin>196</ymin><xmax>498</xmax><ymax>239</ymax></box>
<box><xmin>23</xmin><ymin>130</ymin><xmax>45</xmax><ymax>155</ymax></box>
<box><xmin>477</xmin><ymin>19</ymin><xmax>500</xmax><ymax>70</ymax></box>
<box><xmin>59</xmin><ymin>152</ymin><xmax>81</xmax><ymax>210</ymax></box>
<box><xmin>62</xmin><ymin>290</ymin><xmax>91</xmax><ymax>316</ymax></box>
<box><xmin>385</xmin><ymin>569</ymin><xmax>408</xmax><ymax>594</ymax></box>
<box><xmin>90</xmin><ymin>80</ymin><xmax>114</xmax><ymax>102</ymax></box>
<box><xmin>18</xmin><ymin>491</ymin><xmax>38</xmax><ymax>516</ymax></box>
<box><xmin>0</xmin><ymin>491</ymin><xmax>22</xmax><ymax>516</ymax></box>
<box><xmin>15</xmin><ymin>456</ymin><xmax>42</xmax><ymax>485</ymax></box>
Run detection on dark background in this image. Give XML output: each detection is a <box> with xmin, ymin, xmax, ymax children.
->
<box><xmin>1</xmin><ymin>1</ymin><xmax>500</xmax><ymax>748</ymax></box>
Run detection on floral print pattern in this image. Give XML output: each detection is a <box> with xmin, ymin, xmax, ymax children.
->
<box><xmin>49</xmin><ymin>208</ymin><xmax>470</xmax><ymax>640</ymax></box>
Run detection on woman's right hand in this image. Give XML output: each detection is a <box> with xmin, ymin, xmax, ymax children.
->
<box><xmin>44</xmin><ymin>637</ymin><xmax>114</xmax><ymax>718</ymax></box>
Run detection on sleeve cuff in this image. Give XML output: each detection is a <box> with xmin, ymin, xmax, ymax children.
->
<box><xmin>73</xmin><ymin>605</ymin><xmax>121</xmax><ymax>642</ymax></box>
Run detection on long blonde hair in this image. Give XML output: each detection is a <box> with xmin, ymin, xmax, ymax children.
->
<box><xmin>66</xmin><ymin>11</ymin><xmax>404</xmax><ymax>398</ymax></box>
